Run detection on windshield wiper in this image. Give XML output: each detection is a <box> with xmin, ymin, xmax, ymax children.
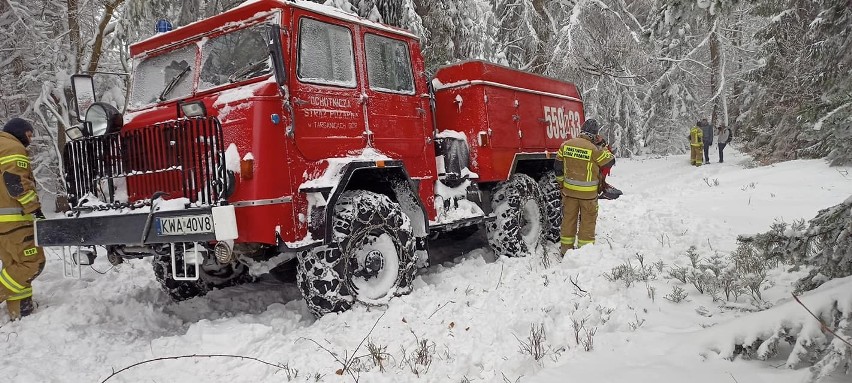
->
<box><xmin>228</xmin><ymin>59</ymin><xmax>269</xmax><ymax>83</ymax></box>
<box><xmin>159</xmin><ymin>66</ymin><xmax>191</xmax><ymax>102</ymax></box>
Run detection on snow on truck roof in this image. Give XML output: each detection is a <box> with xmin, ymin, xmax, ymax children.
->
<box><xmin>131</xmin><ymin>0</ymin><xmax>417</xmax><ymax>57</ymax></box>
<box><xmin>433</xmin><ymin>60</ymin><xmax>583</xmax><ymax>102</ymax></box>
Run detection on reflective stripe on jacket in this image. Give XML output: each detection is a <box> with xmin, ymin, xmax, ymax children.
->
<box><xmin>555</xmin><ymin>135</ymin><xmax>615</xmax><ymax>200</ymax></box>
<box><xmin>0</xmin><ymin>132</ymin><xmax>40</xmax><ymax>226</ymax></box>
<box><xmin>689</xmin><ymin>127</ymin><xmax>703</xmax><ymax>147</ymax></box>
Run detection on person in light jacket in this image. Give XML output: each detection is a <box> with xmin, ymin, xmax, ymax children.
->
<box><xmin>717</xmin><ymin>125</ymin><xmax>732</xmax><ymax>163</ymax></box>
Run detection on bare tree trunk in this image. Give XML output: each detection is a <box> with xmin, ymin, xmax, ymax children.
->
<box><xmin>709</xmin><ymin>17</ymin><xmax>722</xmax><ymax>127</ymax></box>
<box><xmin>86</xmin><ymin>0</ymin><xmax>126</xmax><ymax>73</ymax></box>
<box><xmin>530</xmin><ymin>0</ymin><xmax>551</xmax><ymax>73</ymax></box>
<box><xmin>66</xmin><ymin>0</ymin><xmax>82</xmax><ymax>71</ymax></box>
<box><xmin>729</xmin><ymin>11</ymin><xmax>744</xmax><ymax>134</ymax></box>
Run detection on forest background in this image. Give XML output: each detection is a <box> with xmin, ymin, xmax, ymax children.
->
<box><xmin>1</xmin><ymin>0</ymin><xmax>850</xmax><ymax>199</ymax></box>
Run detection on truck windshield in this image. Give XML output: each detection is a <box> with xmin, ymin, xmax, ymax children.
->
<box><xmin>130</xmin><ymin>45</ymin><xmax>197</xmax><ymax>109</ymax></box>
<box><xmin>199</xmin><ymin>24</ymin><xmax>272</xmax><ymax>90</ymax></box>
<box><xmin>128</xmin><ymin>23</ymin><xmax>273</xmax><ymax>110</ymax></box>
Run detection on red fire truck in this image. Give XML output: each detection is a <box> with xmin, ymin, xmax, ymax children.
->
<box><xmin>36</xmin><ymin>0</ymin><xmax>585</xmax><ymax>317</ymax></box>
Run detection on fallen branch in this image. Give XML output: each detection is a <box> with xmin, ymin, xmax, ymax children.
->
<box><xmin>298</xmin><ymin>310</ymin><xmax>387</xmax><ymax>380</ymax></box>
<box><xmin>100</xmin><ymin>354</ymin><xmax>284</xmax><ymax>383</ymax></box>
<box><xmin>428</xmin><ymin>301</ymin><xmax>456</xmax><ymax>319</ymax></box>
<box><xmin>569</xmin><ymin>275</ymin><xmax>588</xmax><ymax>294</ymax></box>
<box><xmin>792</xmin><ymin>294</ymin><xmax>852</xmax><ymax>349</ymax></box>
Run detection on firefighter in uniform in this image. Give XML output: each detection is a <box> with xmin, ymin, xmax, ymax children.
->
<box><xmin>689</xmin><ymin>123</ymin><xmax>703</xmax><ymax>166</ymax></box>
<box><xmin>555</xmin><ymin>119</ymin><xmax>615</xmax><ymax>255</ymax></box>
<box><xmin>0</xmin><ymin>118</ymin><xmax>45</xmax><ymax>320</ymax></box>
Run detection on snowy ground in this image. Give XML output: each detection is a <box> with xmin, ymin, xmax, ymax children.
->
<box><xmin>1</xmin><ymin>146</ymin><xmax>850</xmax><ymax>382</ymax></box>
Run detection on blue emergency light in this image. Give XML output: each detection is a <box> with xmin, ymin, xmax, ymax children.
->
<box><xmin>156</xmin><ymin>19</ymin><xmax>173</xmax><ymax>33</ymax></box>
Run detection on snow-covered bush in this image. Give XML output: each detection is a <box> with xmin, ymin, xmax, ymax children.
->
<box><xmin>702</xmin><ymin>198</ymin><xmax>852</xmax><ymax>382</ymax></box>
<box><xmin>734</xmin><ymin>197</ymin><xmax>852</xmax><ymax>293</ymax></box>
<box><xmin>702</xmin><ymin>278</ymin><xmax>852</xmax><ymax>382</ymax></box>
<box><xmin>664</xmin><ymin>245</ymin><xmax>771</xmax><ymax>306</ymax></box>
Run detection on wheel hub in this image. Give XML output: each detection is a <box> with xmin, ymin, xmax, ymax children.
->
<box><xmin>520</xmin><ymin>199</ymin><xmax>541</xmax><ymax>247</ymax></box>
<box><xmin>355</xmin><ymin>249</ymin><xmax>385</xmax><ymax>280</ymax></box>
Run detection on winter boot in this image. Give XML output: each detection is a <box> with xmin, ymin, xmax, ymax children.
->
<box><xmin>6</xmin><ymin>297</ymin><xmax>34</xmax><ymax>321</ymax></box>
<box><xmin>6</xmin><ymin>299</ymin><xmax>21</xmax><ymax>320</ymax></box>
<box><xmin>20</xmin><ymin>297</ymin><xmax>34</xmax><ymax>317</ymax></box>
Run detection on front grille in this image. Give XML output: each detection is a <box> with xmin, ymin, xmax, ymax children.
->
<box><xmin>64</xmin><ymin>117</ymin><xmax>227</xmax><ymax>208</ymax></box>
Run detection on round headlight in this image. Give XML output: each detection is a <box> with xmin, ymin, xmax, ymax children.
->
<box><xmin>85</xmin><ymin>102</ymin><xmax>123</xmax><ymax>136</ymax></box>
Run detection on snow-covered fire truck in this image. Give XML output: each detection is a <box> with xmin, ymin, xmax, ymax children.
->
<box><xmin>36</xmin><ymin>0</ymin><xmax>585</xmax><ymax>316</ymax></box>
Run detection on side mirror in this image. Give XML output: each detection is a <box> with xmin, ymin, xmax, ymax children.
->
<box><xmin>71</xmin><ymin>74</ymin><xmax>97</xmax><ymax>123</ymax></box>
<box><xmin>85</xmin><ymin>102</ymin><xmax>123</xmax><ymax>136</ymax></box>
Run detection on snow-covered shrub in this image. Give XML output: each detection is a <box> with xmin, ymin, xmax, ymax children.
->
<box><xmin>702</xmin><ymin>279</ymin><xmax>852</xmax><ymax>382</ymax></box>
<box><xmin>791</xmin><ymin>198</ymin><xmax>852</xmax><ymax>293</ymax></box>
<box><xmin>703</xmin><ymin>198</ymin><xmax>852</xmax><ymax>382</ymax></box>
<box><xmin>664</xmin><ymin>285</ymin><xmax>688</xmax><ymax>303</ymax></box>
<box><xmin>515</xmin><ymin>323</ymin><xmax>548</xmax><ymax>361</ymax></box>
<box><xmin>663</xmin><ymin>244</ymin><xmax>774</xmax><ymax>306</ymax></box>
<box><xmin>734</xmin><ymin>197</ymin><xmax>852</xmax><ymax>293</ymax></box>
<box><xmin>602</xmin><ymin>254</ymin><xmax>658</xmax><ymax>288</ymax></box>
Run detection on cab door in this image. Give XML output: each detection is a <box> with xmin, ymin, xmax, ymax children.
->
<box><xmin>290</xmin><ymin>12</ymin><xmax>365</xmax><ymax>161</ymax></box>
<box><xmin>359</xmin><ymin>31</ymin><xmax>428</xmax><ymax>160</ymax></box>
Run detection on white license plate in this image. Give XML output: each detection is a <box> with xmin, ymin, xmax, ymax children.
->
<box><xmin>157</xmin><ymin>215</ymin><xmax>214</xmax><ymax>236</ymax></box>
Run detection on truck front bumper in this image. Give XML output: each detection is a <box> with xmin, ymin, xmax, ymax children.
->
<box><xmin>35</xmin><ymin>205</ymin><xmax>238</xmax><ymax>247</ymax></box>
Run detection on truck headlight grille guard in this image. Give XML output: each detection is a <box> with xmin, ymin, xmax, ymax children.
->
<box><xmin>63</xmin><ymin>116</ymin><xmax>228</xmax><ymax>209</ymax></box>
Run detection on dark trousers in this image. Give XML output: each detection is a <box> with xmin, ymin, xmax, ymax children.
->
<box><xmin>718</xmin><ymin>143</ymin><xmax>727</xmax><ymax>163</ymax></box>
<box><xmin>703</xmin><ymin>143</ymin><xmax>712</xmax><ymax>162</ymax></box>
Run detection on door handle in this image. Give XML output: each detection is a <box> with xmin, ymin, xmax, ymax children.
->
<box><xmin>292</xmin><ymin>97</ymin><xmax>308</xmax><ymax>106</ymax></box>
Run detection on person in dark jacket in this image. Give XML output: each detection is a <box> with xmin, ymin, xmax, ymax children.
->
<box><xmin>699</xmin><ymin>118</ymin><xmax>714</xmax><ymax>163</ymax></box>
<box><xmin>717</xmin><ymin>125</ymin><xmax>732</xmax><ymax>163</ymax></box>
<box><xmin>0</xmin><ymin>118</ymin><xmax>45</xmax><ymax>320</ymax></box>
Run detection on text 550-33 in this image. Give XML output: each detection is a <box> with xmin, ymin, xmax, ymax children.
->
<box><xmin>543</xmin><ymin>106</ymin><xmax>580</xmax><ymax>139</ymax></box>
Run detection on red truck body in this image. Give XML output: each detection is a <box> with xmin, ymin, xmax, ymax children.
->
<box><xmin>433</xmin><ymin>61</ymin><xmax>584</xmax><ymax>182</ymax></box>
<box><xmin>37</xmin><ymin>0</ymin><xmax>587</xmax><ymax>316</ymax></box>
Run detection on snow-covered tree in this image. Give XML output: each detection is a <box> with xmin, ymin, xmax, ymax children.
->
<box><xmin>547</xmin><ymin>0</ymin><xmax>648</xmax><ymax>156</ymax></box>
<box><xmin>739</xmin><ymin>0</ymin><xmax>852</xmax><ymax>165</ymax></box>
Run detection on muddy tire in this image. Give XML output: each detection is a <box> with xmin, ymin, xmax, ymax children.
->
<box><xmin>538</xmin><ymin>171</ymin><xmax>562</xmax><ymax>243</ymax></box>
<box><xmin>152</xmin><ymin>244</ymin><xmax>253</xmax><ymax>302</ymax></box>
<box><xmin>486</xmin><ymin>173</ymin><xmax>546</xmax><ymax>257</ymax></box>
<box><xmin>297</xmin><ymin>190</ymin><xmax>417</xmax><ymax>317</ymax></box>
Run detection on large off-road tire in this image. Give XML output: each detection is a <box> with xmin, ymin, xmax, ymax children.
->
<box><xmin>297</xmin><ymin>190</ymin><xmax>417</xmax><ymax>317</ymax></box>
<box><xmin>152</xmin><ymin>244</ymin><xmax>254</xmax><ymax>301</ymax></box>
<box><xmin>486</xmin><ymin>173</ymin><xmax>546</xmax><ymax>257</ymax></box>
<box><xmin>538</xmin><ymin>171</ymin><xmax>562</xmax><ymax>243</ymax></box>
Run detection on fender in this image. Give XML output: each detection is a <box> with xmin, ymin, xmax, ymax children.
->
<box><xmin>298</xmin><ymin>160</ymin><xmax>428</xmax><ymax>253</ymax></box>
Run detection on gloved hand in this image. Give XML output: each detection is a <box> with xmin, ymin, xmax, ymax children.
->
<box><xmin>32</xmin><ymin>209</ymin><xmax>45</xmax><ymax>220</ymax></box>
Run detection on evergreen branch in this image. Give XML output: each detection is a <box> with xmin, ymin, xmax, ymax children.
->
<box><xmin>792</xmin><ymin>294</ymin><xmax>852</xmax><ymax>349</ymax></box>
